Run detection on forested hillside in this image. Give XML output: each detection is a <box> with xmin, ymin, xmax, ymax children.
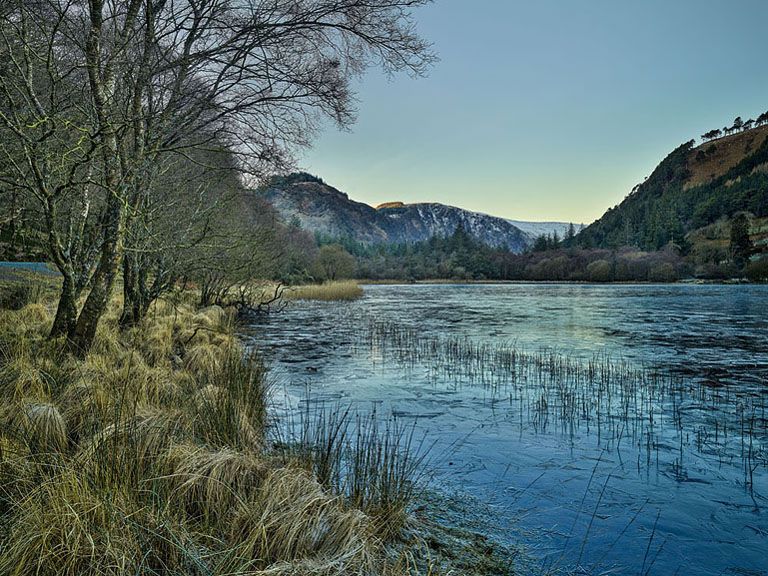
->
<box><xmin>578</xmin><ymin>122</ymin><xmax>768</xmax><ymax>251</ymax></box>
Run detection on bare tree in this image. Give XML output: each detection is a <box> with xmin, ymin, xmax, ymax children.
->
<box><xmin>314</xmin><ymin>243</ymin><xmax>356</xmax><ymax>281</ymax></box>
<box><xmin>118</xmin><ymin>148</ymin><xmax>233</xmax><ymax>325</ymax></box>
<box><xmin>0</xmin><ymin>3</ymin><xmax>102</xmax><ymax>336</ymax></box>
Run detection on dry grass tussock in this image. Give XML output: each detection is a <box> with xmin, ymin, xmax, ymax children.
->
<box><xmin>0</xmin><ymin>291</ymin><xmax>433</xmax><ymax>576</ymax></box>
<box><xmin>287</xmin><ymin>281</ymin><xmax>364</xmax><ymax>301</ymax></box>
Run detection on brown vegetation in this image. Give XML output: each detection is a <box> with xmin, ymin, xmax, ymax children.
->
<box><xmin>286</xmin><ymin>281</ymin><xmax>365</xmax><ymax>301</ymax></box>
<box><xmin>687</xmin><ymin>124</ymin><xmax>768</xmax><ymax>188</ymax></box>
<box><xmin>0</xmin><ymin>288</ymin><xmax>432</xmax><ymax>575</ymax></box>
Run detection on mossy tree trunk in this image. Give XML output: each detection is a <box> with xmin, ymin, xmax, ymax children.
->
<box><xmin>67</xmin><ymin>0</ymin><xmax>144</xmax><ymax>354</ymax></box>
<box><xmin>50</xmin><ymin>273</ymin><xmax>78</xmax><ymax>338</ymax></box>
<box><xmin>68</xmin><ymin>184</ymin><xmax>125</xmax><ymax>353</ymax></box>
<box><xmin>119</xmin><ymin>252</ymin><xmax>152</xmax><ymax>327</ymax></box>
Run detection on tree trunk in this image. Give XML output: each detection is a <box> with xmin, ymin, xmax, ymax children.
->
<box><xmin>119</xmin><ymin>253</ymin><xmax>146</xmax><ymax>327</ymax></box>
<box><xmin>68</xmin><ymin>193</ymin><xmax>124</xmax><ymax>354</ymax></box>
<box><xmin>9</xmin><ymin>188</ymin><xmax>21</xmax><ymax>250</ymax></box>
<box><xmin>50</xmin><ymin>272</ymin><xmax>77</xmax><ymax>338</ymax></box>
<box><xmin>120</xmin><ymin>253</ymin><xmax>136</xmax><ymax>326</ymax></box>
<box><xmin>42</xmin><ymin>196</ymin><xmax>80</xmax><ymax>340</ymax></box>
<box><xmin>68</xmin><ymin>0</ymin><xmax>133</xmax><ymax>354</ymax></box>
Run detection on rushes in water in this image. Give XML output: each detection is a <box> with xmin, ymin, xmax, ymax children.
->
<box><xmin>290</xmin><ymin>403</ymin><xmax>429</xmax><ymax>543</ymax></box>
<box><xmin>287</xmin><ymin>281</ymin><xmax>365</xmax><ymax>301</ymax></box>
<box><xmin>364</xmin><ymin>317</ymin><xmax>768</xmax><ymax>489</ymax></box>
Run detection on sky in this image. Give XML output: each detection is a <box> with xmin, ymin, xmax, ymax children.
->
<box><xmin>298</xmin><ymin>0</ymin><xmax>768</xmax><ymax>224</ymax></box>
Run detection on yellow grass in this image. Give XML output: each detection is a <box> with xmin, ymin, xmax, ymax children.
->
<box><xmin>287</xmin><ymin>281</ymin><xmax>364</xmax><ymax>301</ymax></box>
<box><xmin>0</xmin><ymin>288</ymin><xmax>441</xmax><ymax>576</ymax></box>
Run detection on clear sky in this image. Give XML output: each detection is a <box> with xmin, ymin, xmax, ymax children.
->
<box><xmin>298</xmin><ymin>0</ymin><xmax>768</xmax><ymax>224</ymax></box>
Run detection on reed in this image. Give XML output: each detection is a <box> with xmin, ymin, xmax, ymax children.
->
<box><xmin>362</xmin><ymin>317</ymin><xmax>768</xmax><ymax>489</ymax></box>
<box><xmin>287</xmin><ymin>281</ymin><xmax>365</xmax><ymax>301</ymax></box>
<box><xmin>288</xmin><ymin>403</ymin><xmax>429</xmax><ymax>543</ymax></box>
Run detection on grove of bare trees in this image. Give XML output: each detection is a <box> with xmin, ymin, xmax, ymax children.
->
<box><xmin>0</xmin><ymin>0</ymin><xmax>434</xmax><ymax>353</ymax></box>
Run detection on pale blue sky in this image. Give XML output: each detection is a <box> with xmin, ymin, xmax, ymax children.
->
<box><xmin>299</xmin><ymin>0</ymin><xmax>768</xmax><ymax>223</ymax></box>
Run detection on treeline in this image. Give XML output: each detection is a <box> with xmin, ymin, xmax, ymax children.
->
<box><xmin>529</xmin><ymin>210</ymin><xmax>767</xmax><ymax>281</ymax></box>
<box><xmin>313</xmin><ymin>225</ymin><xmax>499</xmax><ymax>281</ymax></box>
<box><xmin>490</xmin><ymin>245</ymin><xmax>689</xmax><ymax>282</ymax></box>
<box><xmin>310</xmin><ymin>211</ymin><xmax>768</xmax><ymax>282</ymax></box>
<box><xmin>312</xmin><ymin>226</ymin><xmax>693</xmax><ymax>282</ymax></box>
<box><xmin>701</xmin><ymin>112</ymin><xmax>768</xmax><ymax>141</ymax></box>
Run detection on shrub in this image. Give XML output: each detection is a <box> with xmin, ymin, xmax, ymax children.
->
<box><xmin>586</xmin><ymin>259</ymin><xmax>612</xmax><ymax>282</ymax></box>
<box><xmin>0</xmin><ymin>284</ymin><xmax>41</xmax><ymax>310</ymax></box>
<box><xmin>649</xmin><ymin>262</ymin><xmax>677</xmax><ymax>282</ymax></box>
<box><xmin>745</xmin><ymin>258</ymin><xmax>768</xmax><ymax>281</ymax></box>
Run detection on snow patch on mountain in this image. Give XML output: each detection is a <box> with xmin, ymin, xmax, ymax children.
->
<box><xmin>505</xmin><ymin>220</ymin><xmax>583</xmax><ymax>241</ymax></box>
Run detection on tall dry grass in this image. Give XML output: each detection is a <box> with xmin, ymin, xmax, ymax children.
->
<box><xmin>0</xmin><ymin>292</ymin><xmax>431</xmax><ymax>575</ymax></box>
<box><xmin>286</xmin><ymin>281</ymin><xmax>364</xmax><ymax>301</ymax></box>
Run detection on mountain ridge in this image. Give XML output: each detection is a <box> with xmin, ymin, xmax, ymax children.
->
<box><xmin>256</xmin><ymin>174</ymin><xmax>573</xmax><ymax>252</ymax></box>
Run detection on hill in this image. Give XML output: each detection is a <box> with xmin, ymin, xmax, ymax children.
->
<box><xmin>579</xmin><ymin>122</ymin><xmax>768</xmax><ymax>252</ymax></box>
<box><xmin>256</xmin><ymin>173</ymin><xmax>571</xmax><ymax>253</ymax></box>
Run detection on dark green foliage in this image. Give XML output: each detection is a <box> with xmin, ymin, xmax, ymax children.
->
<box><xmin>264</xmin><ymin>172</ymin><xmax>326</xmax><ymax>187</ymax></box>
<box><xmin>729</xmin><ymin>212</ymin><xmax>753</xmax><ymax>267</ymax></box>
<box><xmin>351</xmin><ymin>225</ymin><xmax>501</xmax><ymax>281</ymax></box>
<box><xmin>745</xmin><ymin>258</ymin><xmax>768</xmax><ymax>281</ymax></box>
<box><xmin>578</xmin><ymin>141</ymin><xmax>695</xmax><ymax>251</ymax></box>
<box><xmin>334</xmin><ymin>225</ymin><xmax>690</xmax><ymax>282</ymax></box>
<box><xmin>565</xmin><ymin>223</ymin><xmax>576</xmax><ymax>243</ymax></box>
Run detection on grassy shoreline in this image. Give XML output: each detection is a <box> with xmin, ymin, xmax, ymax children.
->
<box><xmin>0</xmin><ymin>276</ymin><xmax>516</xmax><ymax>575</ymax></box>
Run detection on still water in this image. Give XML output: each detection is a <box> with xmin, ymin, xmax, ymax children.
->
<box><xmin>245</xmin><ymin>284</ymin><xmax>768</xmax><ymax>575</ymax></box>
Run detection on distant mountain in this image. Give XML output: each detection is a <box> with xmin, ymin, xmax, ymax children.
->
<box><xmin>373</xmin><ymin>201</ymin><xmax>530</xmax><ymax>250</ymax></box>
<box><xmin>579</xmin><ymin>122</ymin><xmax>768</xmax><ymax>250</ymax></box>
<box><xmin>256</xmin><ymin>173</ymin><xmax>569</xmax><ymax>253</ymax></box>
<box><xmin>505</xmin><ymin>220</ymin><xmax>581</xmax><ymax>241</ymax></box>
<box><xmin>257</xmin><ymin>173</ymin><xmax>392</xmax><ymax>244</ymax></box>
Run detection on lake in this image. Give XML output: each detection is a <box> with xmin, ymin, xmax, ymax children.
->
<box><xmin>244</xmin><ymin>283</ymin><xmax>768</xmax><ymax>575</ymax></box>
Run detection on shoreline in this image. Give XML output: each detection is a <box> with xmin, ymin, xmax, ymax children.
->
<box><xmin>357</xmin><ymin>277</ymin><xmax>761</xmax><ymax>286</ymax></box>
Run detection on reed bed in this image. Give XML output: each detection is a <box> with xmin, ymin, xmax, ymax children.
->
<box><xmin>361</xmin><ymin>318</ymin><xmax>768</xmax><ymax>490</ymax></box>
<box><xmin>0</xmin><ymin>294</ymin><xmax>440</xmax><ymax>575</ymax></box>
<box><xmin>287</xmin><ymin>281</ymin><xmax>365</xmax><ymax>301</ymax></box>
<box><xmin>282</xmin><ymin>404</ymin><xmax>430</xmax><ymax>544</ymax></box>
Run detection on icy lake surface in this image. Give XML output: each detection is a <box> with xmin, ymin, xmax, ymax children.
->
<box><xmin>244</xmin><ymin>283</ymin><xmax>768</xmax><ymax>575</ymax></box>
